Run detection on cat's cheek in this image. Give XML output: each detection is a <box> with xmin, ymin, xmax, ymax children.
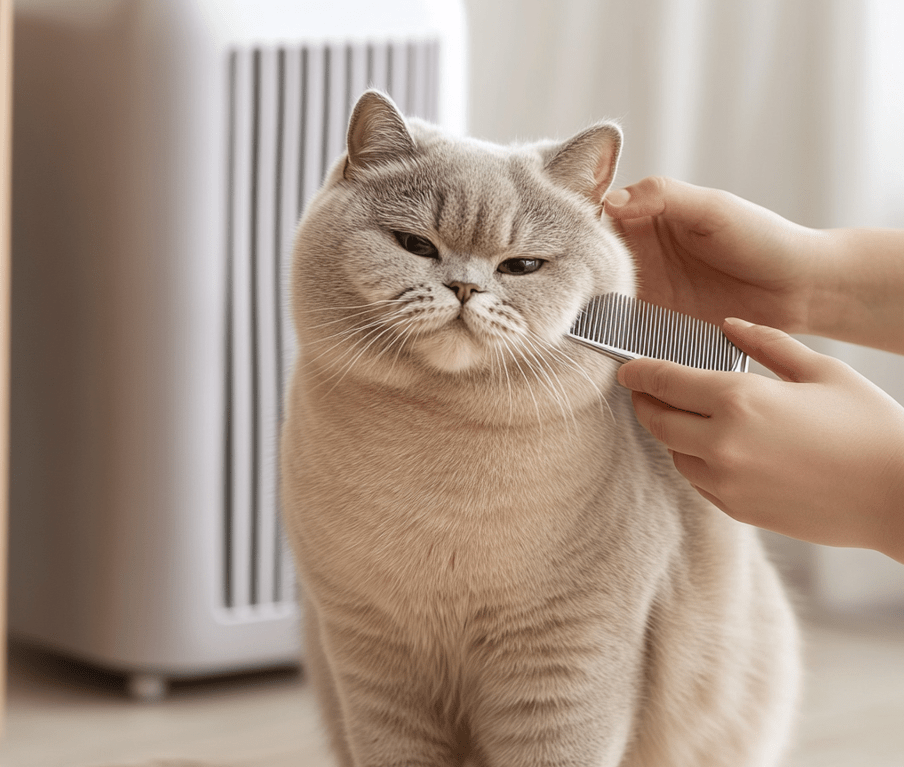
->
<box><xmin>522</xmin><ymin>307</ymin><xmax>579</xmax><ymax>349</ymax></box>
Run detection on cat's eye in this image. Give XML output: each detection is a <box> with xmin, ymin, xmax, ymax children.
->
<box><xmin>497</xmin><ymin>258</ymin><xmax>545</xmax><ymax>275</ymax></box>
<box><xmin>393</xmin><ymin>231</ymin><xmax>439</xmax><ymax>259</ymax></box>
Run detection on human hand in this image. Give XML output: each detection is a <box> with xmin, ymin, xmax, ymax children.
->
<box><xmin>604</xmin><ymin>177</ymin><xmax>825</xmax><ymax>334</ymax></box>
<box><xmin>617</xmin><ymin>317</ymin><xmax>904</xmax><ymax>563</ymax></box>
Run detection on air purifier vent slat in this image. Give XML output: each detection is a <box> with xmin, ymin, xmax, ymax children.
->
<box><xmin>225</xmin><ymin>48</ymin><xmax>255</xmax><ymax>611</ymax></box>
<box><xmin>253</xmin><ymin>47</ymin><xmax>280</xmax><ymax>609</ymax></box>
<box><xmin>224</xmin><ymin>52</ymin><xmax>236</xmax><ymax>610</ymax></box>
<box><xmin>224</xmin><ymin>37</ymin><xmax>441</xmax><ymax>612</ymax></box>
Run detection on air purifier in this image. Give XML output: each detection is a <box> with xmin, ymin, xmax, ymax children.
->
<box><xmin>10</xmin><ymin>0</ymin><xmax>467</xmax><ymax>700</ymax></box>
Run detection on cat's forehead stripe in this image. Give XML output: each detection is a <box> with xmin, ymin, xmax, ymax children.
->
<box><xmin>433</xmin><ymin>189</ymin><xmax>447</xmax><ymax>234</ymax></box>
<box><xmin>471</xmin><ymin>200</ymin><xmax>489</xmax><ymax>248</ymax></box>
<box><xmin>440</xmin><ymin>193</ymin><xmax>507</xmax><ymax>254</ymax></box>
<box><xmin>429</xmin><ymin>175</ymin><xmax>524</xmax><ymax>255</ymax></box>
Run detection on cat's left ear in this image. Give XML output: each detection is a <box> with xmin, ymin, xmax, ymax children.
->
<box><xmin>344</xmin><ymin>90</ymin><xmax>416</xmax><ymax>180</ymax></box>
<box><xmin>543</xmin><ymin>122</ymin><xmax>623</xmax><ymax>209</ymax></box>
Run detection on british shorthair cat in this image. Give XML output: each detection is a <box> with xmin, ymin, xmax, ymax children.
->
<box><xmin>280</xmin><ymin>90</ymin><xmax>798</xmax><ymax>766</ymax></box>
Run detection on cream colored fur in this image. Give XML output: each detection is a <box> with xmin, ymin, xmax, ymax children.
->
<box><xmin>280</xmin><ymin>90</ymin><xmax>799</xmax><ymax>766</ymax></box>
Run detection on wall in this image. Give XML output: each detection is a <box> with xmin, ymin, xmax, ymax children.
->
<box><xmin>0</xmin><ymin>0</ymin><xmax>14</xmax><ymax>731</ymax></box>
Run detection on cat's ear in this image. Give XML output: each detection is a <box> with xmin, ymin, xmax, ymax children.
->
<box><xmin>543</xmin><ymin>122</ymin><xmax>623</xmax><ymax>208</ymax></box>
<box><xmin>344</xmin><ymin>90</ymin><xmax>416</xmax><ymax>179</ymax></box>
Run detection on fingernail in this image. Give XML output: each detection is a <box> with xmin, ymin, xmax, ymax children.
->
<box><xmin>606</xmin><ymin>188</ymin><xmax>630</xmax><ymax>207</ymax></box>
<box><xmin>724</xmin><ymin>317</ymin><xmax>754</xmax><ymax>329</ymax></box>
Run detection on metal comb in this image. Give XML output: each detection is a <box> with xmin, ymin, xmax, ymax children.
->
<box><xmin>567</xmin><ymin>293</ymin><xmax>749</xmax><ymax>372</ymax></box>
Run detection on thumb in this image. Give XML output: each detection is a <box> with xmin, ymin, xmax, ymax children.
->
<box><xmin>603</xmin><ymin>176</ymin><xmax>714</xmax><ymax>229</ymax></box>
<box><xmin>722</xmin><ymin>317</ymin><xmax>830</xmax><ymax>383</ymax></box>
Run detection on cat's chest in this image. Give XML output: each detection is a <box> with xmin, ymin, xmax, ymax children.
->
<box><xmin>311</xmin><ymin>404</ymin><xmax>604</xmax><ymax>518</ymax></box>
<box><xmin>290</xmin><ymin>393</ymin><xmax>624</xmax><ymax>593</ymax></box>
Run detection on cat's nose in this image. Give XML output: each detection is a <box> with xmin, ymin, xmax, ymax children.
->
<box><xmin>446</xmin><ymin>281</ymin><xmax>481</xmax><ymax>303</ymax></box>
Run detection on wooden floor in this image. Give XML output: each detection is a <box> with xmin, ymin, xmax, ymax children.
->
<box><xmin>2</xmin><ymin>618</ymin><xmax>904</xmax><ymax>767</ymax></box>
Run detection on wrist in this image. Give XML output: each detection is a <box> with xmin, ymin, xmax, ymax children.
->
<box><xmin>799</xmin><ymin>227</ymin><xmax>904</xmax><ymax>353</ymax></box>
<box><xmin>797</xmin><ymin>228</ymin><xmax>846</xmax><ymax>338</ymax></box>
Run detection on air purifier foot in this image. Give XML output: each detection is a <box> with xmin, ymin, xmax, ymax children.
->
<box><xmin>127</xmin><ymin>672</ymin><xmax>168</xmax><ymax>702</ymax></box>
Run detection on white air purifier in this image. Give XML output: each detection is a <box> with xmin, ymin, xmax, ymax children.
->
<box><xmin>10</xmin><ymin>0</ymin><xmax>467</xmax><ymax>699</ymax></box>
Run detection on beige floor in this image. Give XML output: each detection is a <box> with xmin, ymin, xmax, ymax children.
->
<box><xmin>2</xmin><ymin>618</ymin><xmax>904</xmax><ymax>767</ymax></box>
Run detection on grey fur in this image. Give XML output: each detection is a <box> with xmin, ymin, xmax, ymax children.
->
<box><xmin>280</xmin><ymin>90</ymin><xmax>799</xmax><ymax>766</ymax></box>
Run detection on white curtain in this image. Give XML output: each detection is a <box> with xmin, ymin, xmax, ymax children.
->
<box><xmin>464</xmin><ymin>0</ymin><xmax>904</xmax><ymax>616</ymax></box>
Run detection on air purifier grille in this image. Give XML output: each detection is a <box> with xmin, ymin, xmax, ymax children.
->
<box><xmin>222</xmin><ymin>38</ymin><xmax>441</xmax><ymax>612</ymax></box>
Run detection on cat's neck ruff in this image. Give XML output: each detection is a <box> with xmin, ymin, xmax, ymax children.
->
<box><xmin>300</xmin><ymin>359</ymin><xmax>625</xmax><ymax>438</ymax></box>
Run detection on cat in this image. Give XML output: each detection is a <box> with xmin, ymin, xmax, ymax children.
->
<box><xmin>280</xmin><ymin>89</ymin><xmax>799</xmax><ymax>766</ymax></box>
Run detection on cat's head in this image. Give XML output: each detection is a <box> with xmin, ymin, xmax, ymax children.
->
<box><xmin>292</xmin><ymin>90</ymin><xmax>634</xmax><ymax>405</ymax></box>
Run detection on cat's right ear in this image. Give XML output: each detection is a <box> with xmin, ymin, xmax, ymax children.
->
<box><xmin>344</xmin><ymin>90</ymin><xmax>416</xmax><ymax>180</ymax></box>
<box><xmin>543</xmin><ymin>121</ymin><xmax>623</xmax><ymax>209</ymax></box>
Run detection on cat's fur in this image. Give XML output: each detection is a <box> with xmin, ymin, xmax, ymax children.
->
<box><xmin>280</xmin><ymin>90</ymin><xmax>799</xmax><ymax>766</ymax></box>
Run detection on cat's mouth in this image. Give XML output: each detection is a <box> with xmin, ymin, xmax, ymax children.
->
<box><xmin>401</xmin><ymin>301</ymin><xmax>507</xmax><ymax>372</ymax></box>
<box><xmin>391</xmin><ymin>288</ymin><xmax>537</xmax><ymax>374</ymax></box>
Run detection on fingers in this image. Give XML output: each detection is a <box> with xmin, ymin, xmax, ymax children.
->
<box><xmin>721</xmin><ymin>317</ymin><xmax>836</xmax><ymax>383</ymax></box>
<box><xmin>622</xmin><ymin>372</ymin><xmax>727</xmax><ymax>511</ymax></box>
<box><xmin>670</xmin><ymin>452</ymin><xmax>716</xmax><ymax>497</ymax></box>
<box><xmin>618</xmin><ymin>357</ymin><xmax>733</xmax><ymax>460</ymax></box>
<box><xmin>603</xmin><ymin>176</ymin><xmax>726</xmax><ymax>232</ymax></box>
<box><xmin>617</xmin><ymin>357</ymin><xmax>724</xmax><ymax>415</ymax></box>
<box><xmin>681</xmin><ymin>479</ymin><xmax>730</xmax><ymax>516</ymax></box>
<box><xmin>617</xmin><ymin>356</ymin><xmax>743</xmax><ymax>505</ymax></box>
<box><xmin>627</xmin><ymin>387</ymin><xmax>723</xmax><ymax>501</ymax></box>
<box><xmin>629</xmin><ymin>391</ymin><xmax>711</xmax><ymax>458</ymax></box>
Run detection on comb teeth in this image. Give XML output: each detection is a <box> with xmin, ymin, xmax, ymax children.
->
<box><xmin>567</xmin><ymin>293</ymin><xmax>749</xmax><ymax>372</ymax></box>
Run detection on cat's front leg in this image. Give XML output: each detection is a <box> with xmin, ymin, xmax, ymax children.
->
<box><xmin>470</xmin><ymin>624</ymin><xmax>640</xmax><ymax>766</ymax></box>
<box><xmin>304</xmin><ymin>598</ymin><xmax>356</xmax><ymax>767</ymax></box>
<box><xmin>320</xmin><ymin>616</ymin><xmax>464</xmax><ymax>767</ymax></box>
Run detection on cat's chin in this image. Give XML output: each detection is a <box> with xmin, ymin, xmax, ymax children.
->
<box><xmin>416</xmin><ymin>332</ymin><xmax>485</xmax><ymax>374</ymax></box>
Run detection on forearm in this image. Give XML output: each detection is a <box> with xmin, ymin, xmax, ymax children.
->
<box><xmin>807</xmin><ymin>228</ymin><xmax>904</xmax><ymax>354</ymax></box>
<box><xmin>876</xmin><ymin>452</ymin><xmax>904</xmax><ymax>565</ymax></box>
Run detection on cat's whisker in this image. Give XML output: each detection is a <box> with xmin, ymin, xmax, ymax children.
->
<box><xmin>538</xmin><ymin>336</ymin><xmax>618</xmax><ymax>427</ymax></box>
<box><xmin>538</xmin><ymin>342</ymin><xmax>608</xmax><ymax>414</ymax></box>
<box><xmin>384</xmin><ymin>319</ymin><xmax>422</xmax><ymax>372</ymax></box>
<box><xmin>303</xmin><ymin>317</ymin><xmax>394</xmax><ymax>382</ymax></box>
<box><xmin>298</xmin><ymin>297</ymin><xmax>403</xmax><ymax>315</ymax></box>
<box><xmin>515</xmin><ymin>336</ymin><xmax>568</xmax><ymax>416</ymax></box>
<box><xmin>319</xmin><ymin>321</ymin><xmax>407</xmax><ymax>397</ymax></box>
<box><xmin>306</xmin><ymin>304</ymin><xmax>400</xmax><ymax>330</ymax></box>
<box><xmin>532</xmin><ymin>355</ymin><xmax>579</xmax><ymax>438</ymax></box>
<box><xmin>557</xmin><ymin>350</ymin><xmax>617</xmax><ymax>426</ymax></box>
<box><xmin>527</xmin><ymin>335</ymin><xmax>596</xmax><ymax>391</ymax></box>
<box><xmin>498</xmin><ymin>333</ymin><xmax>544</xmax><ymax>434</ymax></box>
<box><xmin>519</xmin><ymin>334</ymin><xmax>579</xmax><ymax>435</ymax></box>
<box><xmin>382</xmin><ymin>323</ymin><xmax>410</xmax><ymax>368</ymax></box>
<box><xmin>301</xmin><ymin>309</ymin><xmax>409</xmax><ymax>371</ymax></box>
<box><xmin>487</xmin><ymin>325</ymin><xmax>571</xmax><ymax>428</ymax></box>
<box><xmin>490</xmin><ymin>342</ymin><xmax>515</xmax><ymax>429</ymax></box>
<box><xmin>310</xmin><ymin>314</ymin><xmax>395</xmax><ymax>345</ymax></box>
<box><xmin>487</xmin><ymin>347</ymin><xmax>499</xmax><ymax>413</ymax></box>
<box><xmin>323</xmin><ymin>319</ymin><xmax>400</xmax><ymax>373</ymax></box>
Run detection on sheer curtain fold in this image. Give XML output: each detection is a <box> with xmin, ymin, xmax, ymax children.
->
<box><xmin>465</xmin><ymin>0</ymin><xmax>904</xmax><ymax>614</ymax></box>
<box><xmin>468</xmin><ymin>0</ymin><xmax>881</xmax><ymax>224</ymax></box>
